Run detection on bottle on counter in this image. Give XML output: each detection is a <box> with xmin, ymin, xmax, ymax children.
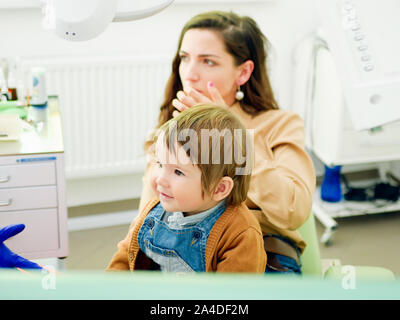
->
<box><xmin>7</xmin><ymin>64</ymin><xmax>18</xmax><ymax>101</ymax></box>
<box><xmin>28</xmin><ymin>67</ymin><xmax>48</xmax><ymax>124</ymax></box>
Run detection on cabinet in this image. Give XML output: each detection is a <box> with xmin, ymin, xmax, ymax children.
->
<box><xmin>0</xmin><ymin>99</ymin><xmax>68</xmax><ymax>259</ymax></box>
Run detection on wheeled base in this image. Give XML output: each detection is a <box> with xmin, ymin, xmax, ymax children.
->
<box><xmin>312</xmin><ymin>203</ymin><xmax>338</xmax><ymax>246</ymax></box>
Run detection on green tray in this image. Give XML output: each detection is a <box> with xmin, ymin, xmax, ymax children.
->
<box><xmin>0</xmin><ymin>101</ymin><xmax>28</xmax><ymax>119</ymax></box>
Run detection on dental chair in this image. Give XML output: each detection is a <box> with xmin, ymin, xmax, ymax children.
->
<box><xmin>298</xmin><ymin>212</ymin><xmax>396</xmax><ymax>280</ymax></box>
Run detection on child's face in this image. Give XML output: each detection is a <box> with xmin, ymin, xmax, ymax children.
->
<box><xmin>151</xmin><ymin>142</ymin><xmax>217</xmax><ymax>215</ymax></box>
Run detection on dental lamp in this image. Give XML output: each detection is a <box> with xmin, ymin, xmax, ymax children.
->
<box><xmin>41</xmin><ymin>0</ymin><xmax>174</xmax><ymax>41</ymax></box>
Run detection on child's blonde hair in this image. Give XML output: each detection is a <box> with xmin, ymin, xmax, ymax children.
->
<box><xmin>154</xmin><ymin>104</ymin><xmax>253</xmax><ymax>206</ymax></box>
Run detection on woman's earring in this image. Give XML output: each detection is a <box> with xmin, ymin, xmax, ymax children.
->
<box><xmin>235</xmin><ymin>86</ymin><xmax>244</xmax><ymax>101</ymax></box>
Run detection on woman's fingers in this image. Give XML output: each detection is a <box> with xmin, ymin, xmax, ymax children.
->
<box><xmin>172</xmin><ymin>98</ymin><xmax>189</xmax><ymax>112</ymax></box>
<box><xmin>185</xmin><ymin>88</ymin><xmax>211</xmax><ymax>105</ymax></box>
<box><xmin>173</xmin><ymin>89</ymin><xmax>205</xmax><ymax>115</ymax></box>
<box><xmin>184</xmin><ymin>85</ymin><xmax>227</xmax><ymax>107</ymax></box>
<box><xmin>177</xmin><ymin>90</ymin><xmax>197</xmax><ymax>108</ymax></box>
<box><xmin>173</xmin><ymin>84</ymin><xmax>227</xmax><ymax>116</ymax></box>
<box><xmin>172</xmin><ymin>110</ymin><xmax>181</xmax><ymax>118</ymax></box>
<box><xmin>207</xmin><ymin>81</ymin><xmax>227</xmax><ymax>107</ymax></box>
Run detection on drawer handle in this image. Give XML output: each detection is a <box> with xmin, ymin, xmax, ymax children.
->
<box><xmin>0</xmin><ymin>199</ymin><xmax>12</xmax><ymax>207</ymax></box>
<box><xmin>0</xmin><ymin>176</ymin><xmax>10</xmax><ymax>183</ymax></box>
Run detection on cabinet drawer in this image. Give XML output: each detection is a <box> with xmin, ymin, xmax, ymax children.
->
<box><xmin>0</xmin><ymin>186</ymin><xmax>57</xmax><ymax>212</ymax></box>
<box><xmin>1</xmin><ymin>208</ymin><xmax>59</xmax><ymax>255</ymax></box>
<box><xmin>0</xmin><ymin>162</ymin><xmax>56</xmax><ymax>188</ymax></box>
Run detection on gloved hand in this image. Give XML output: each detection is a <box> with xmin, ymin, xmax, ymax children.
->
<box><xmin>0</xmin><ymin>224</ymin><xmax>42</xmax><ymax>269</ymax></box>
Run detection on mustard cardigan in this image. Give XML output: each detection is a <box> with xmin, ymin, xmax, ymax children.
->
<box><xmin>107</xmin><ymin>198</ymin><xmax>266</xmax><ymax>272</ymax></box>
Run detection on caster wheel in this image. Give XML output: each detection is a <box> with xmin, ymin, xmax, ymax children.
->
<box><xmin>321</xmin><ymin>231</ymin><xmax>334</xmax><ymax>246</ymax></box>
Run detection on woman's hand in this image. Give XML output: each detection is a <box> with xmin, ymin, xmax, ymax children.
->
<box><xmin>172</xmin><ymin>81</ymin><xmax>227</xmax><ymax>117</ymax></box>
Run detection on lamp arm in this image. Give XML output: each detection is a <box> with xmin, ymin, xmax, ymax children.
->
<box><xmin>113</xmin><ymin>0</ymin><xmax>174</xmax><ymax>22</ymax></box>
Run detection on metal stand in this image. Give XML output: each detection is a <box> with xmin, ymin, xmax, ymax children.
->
<box><xmin>312</xmin><ymin>200</ymin><xmax>338</xmax><ymax>246</ymax></box>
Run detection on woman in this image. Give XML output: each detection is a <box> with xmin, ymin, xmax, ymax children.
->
<box><xmin>123</xmin><ymin>11</ymin><xmax>316</xmax><ymax>274</ymax></box>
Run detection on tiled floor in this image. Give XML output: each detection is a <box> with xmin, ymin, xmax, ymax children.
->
<box><xmin>63</xmin><ymin>199</ymin><xmax>400</xmax><ymax>276</ymax></box>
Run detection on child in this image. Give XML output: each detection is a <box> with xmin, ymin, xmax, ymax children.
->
<box><xmin>107</xmin><ymin>105</ymin><xmax>266</xmax><ymax>272</ymax></box>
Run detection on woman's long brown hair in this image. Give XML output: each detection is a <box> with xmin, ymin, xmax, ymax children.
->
<box><xmin>147</xmin><ymin>11</ymin><xmax>279</xmax><ymax>150</ymax></box>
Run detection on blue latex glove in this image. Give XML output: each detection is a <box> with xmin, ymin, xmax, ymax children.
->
<box><xmin>0</xmin><ymin>224</ymin><xmax>42</xmax><ymax>269</ymax></box>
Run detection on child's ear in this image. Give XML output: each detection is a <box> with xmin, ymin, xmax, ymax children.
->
<box><xmin>212</xmin><ymin>177</ymin><xmax>234</xmax><ymax>202</ymax></box>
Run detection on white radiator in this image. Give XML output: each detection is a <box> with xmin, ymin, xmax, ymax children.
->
<box><xmin>21</xmin><ymin>55</ymin><xmax>171</xmax><ymax>179</ymax></box>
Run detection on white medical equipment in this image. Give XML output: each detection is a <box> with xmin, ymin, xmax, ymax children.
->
<box><xmin>292</xmin><ymin>0</ymin><xmax>400</xmax><ymax>244</ymax></box>
<box><xmin>41</xmin><ymin>0</ymin><xmax>174</xmax><ymax>41</ymax></box>
<box><xmin>316</xmin><ymin>0</ymin><xmax>400</xmax><ymax>131</ymax></box>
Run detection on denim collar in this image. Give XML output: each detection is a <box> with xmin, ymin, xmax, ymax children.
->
<box><xmin>163</xmin><ymin>200</ymin><xmax>226</xmax><ymax>229</ymax></box>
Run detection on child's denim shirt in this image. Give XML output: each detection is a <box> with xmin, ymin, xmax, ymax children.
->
<box><xmin>137</xmin><ymin>201</ymin><xmax>226</xmax><ymax>272</ymax></box>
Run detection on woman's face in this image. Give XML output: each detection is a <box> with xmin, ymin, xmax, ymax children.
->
<box><xmin>178</xmin><ymin>28</ymin><xmax>241</xmax><ymax>106</ymax></box>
